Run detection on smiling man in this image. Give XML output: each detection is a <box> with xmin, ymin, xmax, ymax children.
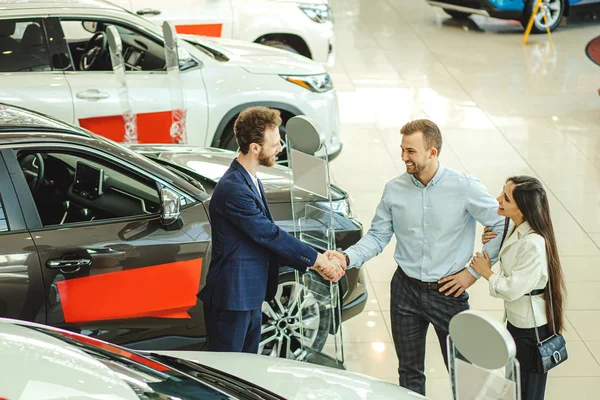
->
<box><xmin>198</xmin><ymin>106</ymin><xmax>343</xmax><ymax>354</ymax></box>
<box><xmin>328</xmin><ymin>119</ymin><xmax>504</xmax><ymax>396</ymax></box>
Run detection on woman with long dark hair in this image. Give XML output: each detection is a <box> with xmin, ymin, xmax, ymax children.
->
<box><xmin>470</xmin><ymin>176</ymin><xmax>566</xmax><ymax>400</ymax></box>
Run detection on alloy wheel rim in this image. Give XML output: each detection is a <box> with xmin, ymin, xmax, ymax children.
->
<box><xmin>260</xmin><ymin>281</ymin><xmax>321</xmax><ymax>359</ymax></box>
<box><xmin>534</xmin><ymin>0</ymin><xmax>561</xmax><ymax>28</ymax></box>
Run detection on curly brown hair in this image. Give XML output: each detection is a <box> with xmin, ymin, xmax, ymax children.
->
<box><xmin>234</xmin><ymin>107</ymin><xmax>282</xmax><ymax>154</ymax></box>
<box><xmin>400</xmin><ymin>119</ymin><xmax>442</xmax><ymax>156</ymax></box>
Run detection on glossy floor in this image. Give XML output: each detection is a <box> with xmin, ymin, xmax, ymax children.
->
<box><xmin>327</xmin><ymin>1</ymin><xmax>600</xmax><ymax>399</ymax></box>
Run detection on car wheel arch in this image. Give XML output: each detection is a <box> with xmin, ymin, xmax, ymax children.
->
<box><xmin>255</xmin><ymin>34</ymin><xmax>312</xmax><ymax>60</ymax></box>
<box><xmin>211</xmin><ymin>102</ymin><xmax>302</xmax><ymax>148</ymax></box>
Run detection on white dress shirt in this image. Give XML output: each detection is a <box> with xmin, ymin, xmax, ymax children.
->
<box><xmin>488</xmin><ymin>221</ymin><xmax>548</xmax><ymax>329</ymax></box>
<box><xmin>250</xmin><ymin>173</ymin><xmax>261</xmax><ymax>196</ymax></box>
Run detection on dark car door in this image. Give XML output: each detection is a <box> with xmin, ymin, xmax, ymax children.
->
<box><xmin>2</xmin><ymin>144</ymin><xmax>211</xmax><ymax>350</ymax></box>
<box><xmin>0</xmin><ymin>152</ymin><xmax>46</xmax><ymax>324</ymax></box>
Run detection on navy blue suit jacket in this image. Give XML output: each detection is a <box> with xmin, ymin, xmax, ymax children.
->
<box><xmin>199</xmin><ymin>159</ymin><xmax>318</xmax><ymax>311</ymax></box>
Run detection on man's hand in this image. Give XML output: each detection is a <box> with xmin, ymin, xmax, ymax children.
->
<box><xmin>438</xmin><ymin>268</ymin><xmax>476</xmax><ymax>297</ymax></box>
<box><xmin>312</xmin><ymin>252</ymin><xmax>345</xmax><ymax>282</ymax></box>
<box><xmin>324</xmin><ymin>250</ymin><xmax>347</xmax><ymax>270</ymax></box>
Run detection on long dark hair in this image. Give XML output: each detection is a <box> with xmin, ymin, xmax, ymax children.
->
<box><xmin>500</xmin><ymin>176</ymin><xmax>566</xmax><ymax>334</ymax></box>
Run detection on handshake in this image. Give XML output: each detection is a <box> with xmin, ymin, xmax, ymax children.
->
<box><xmin>311</xmin><ymin>250</ymin><xmax>349</xmax><ymax>283</ymax></box>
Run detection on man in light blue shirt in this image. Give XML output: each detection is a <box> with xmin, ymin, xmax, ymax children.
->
<box><xmin>329</xmin><ymin>119</ymin><xmax>504</xmax><ymax>396</ymax></box>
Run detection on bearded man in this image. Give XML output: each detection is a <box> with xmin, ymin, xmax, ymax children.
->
<box><xmin>327</xmin><ymin>119</ymin><xmax>504</xmax><ymax>395</ymax></box>
<box><xmin>198</xmin><ymin>106</ymin><xmax>342</xmax><ymax>353</ymax></box>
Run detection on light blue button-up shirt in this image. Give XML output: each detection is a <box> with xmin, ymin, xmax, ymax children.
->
<box><xmin>345</xmin><ymin>163</ymin><xmax>504</xmax><ymax>281</ymax></box>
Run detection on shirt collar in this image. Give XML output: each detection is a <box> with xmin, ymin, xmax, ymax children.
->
<box><xmin>410</xmin><ymin>162</ymin><xmax>445</xmax><ymax>188</ymax></box>
<box><xmin>515</xmin><ymin>220</ymin><xmax>534</xmax><ymax>237</ymax></box>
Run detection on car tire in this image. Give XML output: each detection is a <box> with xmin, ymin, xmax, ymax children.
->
<box><xmin>521</xmin><ymin>0</ymin><xmax>564</xmax><ymax>33</ymax></box>
<box><xmin>220</xmin><ymin>116</ymin><xmax>290</xmax><ymax>165</ymax></box>
<box><xmin>261</xmin><ymin>40</ymin><xmax>300</xmax><ymax>55</ymax></box>
<box><xmin>260</xmin><ymin>271</ymin><xmax>332</xmax><ymax>360</ymax></box>
<box><xmin>443</xmin><ymin>9</ymin><xmax>472</xmax><ymax>19</ymax></box>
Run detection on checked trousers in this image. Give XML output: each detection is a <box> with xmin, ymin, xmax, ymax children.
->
<box><xmin>390</xmin><ymin>268</ymin><xmax>470</xmax><ymax>396</ymax></box>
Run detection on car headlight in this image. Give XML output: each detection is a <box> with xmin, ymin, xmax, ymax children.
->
<box><xmin>281</xmin><ymin>73</ymin><xmax>334</xmax><ymax>93</ymax></box>
<box><xmin>299</xmin><ymin>4</ymin><xmax>332</xmax><ymax>23</ymax></box>
<box><xmin>331</xmin><ymin>196</ymin><xmax>355</xmax><ymax>219</ymax></box>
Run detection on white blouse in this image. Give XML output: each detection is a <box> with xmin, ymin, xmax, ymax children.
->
<box><xmin>488</xmin><ymin>221</ymin><xmax>549</xmax><ymax>329</ymax></box>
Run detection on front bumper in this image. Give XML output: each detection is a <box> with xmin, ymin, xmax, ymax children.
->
<box><xmin>310</xmin><ymin>89</ymin><xmax>342</xmax><ymax>159</ymax></box>
<box><xmin>427</xmin><ymin>0</ymin><xmax>524</xmax><ymax>20</ymax></box>
<box><xmin>302</xmin><ymin>19</ymin><xmax>335</xmax><ymax>66</ymax></box>
<box><xmin>340</xmin><ymin>268</ymin><xmax>368</xmax><ymax>322</ymax></box>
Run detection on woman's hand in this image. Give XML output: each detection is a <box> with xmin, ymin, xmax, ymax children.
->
<box><xmin>482</xmin><ymin>226</ymin><xmax>498</xmax><ymax>244</ymax></box>
<box><xmin>470</xmin><ymin>250</ymin><xmax>493</xmax><ymax>280</ymax></box>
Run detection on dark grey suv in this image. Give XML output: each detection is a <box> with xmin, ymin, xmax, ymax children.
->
<box><xmin>0</xmin><ymin>103</ymin><xmax>366</xmax><ymax>360</ymax></box>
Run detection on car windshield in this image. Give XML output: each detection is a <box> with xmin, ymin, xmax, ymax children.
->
<box><xmin>26</xmin><ymin>326</ymin><xmax>233</xmax><ymax>400</ymax></box>
<box><xmin>93</xmin><ymin>135</ymin><xmax>208</xmax><ymax>200</ymax></box>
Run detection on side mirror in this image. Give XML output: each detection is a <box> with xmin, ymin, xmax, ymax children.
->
<box><xmin>82</xmin><ymin>21</ymin><xmax>98</xmax><ymax>33</ymax></box>
<box><xmin>160</xmin><ymin>187</ymin><xmax>182</xmax><ymax>229</ymax></box>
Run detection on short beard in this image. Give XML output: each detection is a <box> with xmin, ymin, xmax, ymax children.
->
<box><xmin>259</xmin><ymin>150</ymin><xmax>276</xmax><ymax>167</ymax></box>
<box><xmin>407</xmin><ymin>164</ymin><xmax>425</xmax><ymax>175</ymax></box>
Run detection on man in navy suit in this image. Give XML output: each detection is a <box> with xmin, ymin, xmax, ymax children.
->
<box><xmin>198</xmin><ymin>106</ymin><xmax>343</xmax><ymax>353</ymax></box>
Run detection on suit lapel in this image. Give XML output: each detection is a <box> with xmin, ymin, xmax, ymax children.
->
<box><xmin>258</xmin><ymin>179</ymin><xmax>274</xmax><ymax>221</ymax></box>
<box><xmin>231</xmin><ymin>159</ymin><xmax>270</xmax><ymax>216</ymax></box>
<box><xmin>499</xmin><ymin>221</ymin><xmax>534</xmax><ymax>256</ymax></box>
<box><xmin>499</xmin><ymin>223</ymin><xmax>519</xmax><ymax>256</ymax></box>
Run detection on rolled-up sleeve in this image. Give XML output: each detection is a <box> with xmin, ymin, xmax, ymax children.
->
<box><xmin>464</xmin><ymin>177</ymin><xmax>505</xmax><ymax>277</ymax></box>
<box><xmin>489</xmin><ymin>238</ymin><xmax>546</xmax><ymax>302</ymax></box>
<box><xmin>344</xmin><ymin>183</ymin><xmax>394</xmax><ymax>268</ymax></box>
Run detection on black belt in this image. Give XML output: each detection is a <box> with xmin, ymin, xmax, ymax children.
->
<box><xmin>398</xmin><ymin>266</ymin><xmax>443</xmax><ymax>290</ymax></box>
<box><xmin>527</xmin><ymin>288</ymin><xmax>545</xmax><ymax>296</ymax></box>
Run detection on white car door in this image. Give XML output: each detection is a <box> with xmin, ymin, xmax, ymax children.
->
<box><xmin>115</xmin><ymin>0</ymin><xmax>234</xmax><ymax>38</ymax></box>
<box><xmin>0</xmin><ymin>18</ymin><xmax>73</xmax><ymax>123</ymax></box>
<box><xmin>57</xmin><ymin>18</ymin><xmax>208</xmax><ymax>145</ymax></box>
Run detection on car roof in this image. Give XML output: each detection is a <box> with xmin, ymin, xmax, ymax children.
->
<box><xmin>0</xmin><ymin>103</ymin><xmax>90</xmax><ymax>136</ymax></box>
<box><xmin>0</xmin><ymin>103</ymin><xmax>208</xmax><ymax>199</ymax></box>
<box><xmin>0</xmin><ymin>0</ymin><xmax>122</xmax><ymax>12</ymax></box>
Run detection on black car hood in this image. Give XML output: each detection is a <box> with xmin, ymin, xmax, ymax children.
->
<box><xmin>129</xmin><ymin>145</ymin><xmax>345</xmax><ymax>203</ymax></box>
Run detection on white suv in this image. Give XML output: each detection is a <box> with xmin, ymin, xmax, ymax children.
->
<box><xmin>110</xmin><ymin>0</ymin><xmax>335</xmax><ymax>65</ymax></box>
<box><xmin>0</xmin><ymin>0</ymin><xmax>341</xmax><ymax>159</ymax></box>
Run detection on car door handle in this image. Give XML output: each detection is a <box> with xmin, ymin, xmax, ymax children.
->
<box><xmin>76</xmin><ymin>89</ymin><xmax>110</xmax><ymax>101</ymax></box>
<box><xmin>46</xmin><ymin>258</ymin><xmax>92</xmax><ymax>269</ymax></box>
<box><xmin>136</xmin><ymin>8</ymin><xmax>161</xmax><ymax>16</ymax></box>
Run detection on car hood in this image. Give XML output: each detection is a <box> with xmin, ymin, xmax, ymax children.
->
<box><xmin>129</xmin><ymin>145</ymin><xmax>345</xmax><ymax>203</ymax></box>
<box><xmin>182</xmin><ymin>34</ymin><xmax>325</xmax><ymax>75</ymax></box>
<box><xmin>154</xmin><ymin>351</ymin><xmax>427</xmax><ymax>400</ymax></box>
<box><xmin>0</xmin><ymin>321</ymin><xmax>139</xmax><ymax>400</ymax></box>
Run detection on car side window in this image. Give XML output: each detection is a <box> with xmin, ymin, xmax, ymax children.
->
<box><xmin>59</xmin><ymin>19</ymin><xmax>166</xmax><ymax>72</ymax></box>
<box><xmin>0</xmin><ymin>19</ymin><xmax>52</xmax><ymax>72</ymax></box>
<box><xmin>17</xmin><ymin>150</ymin><xmax>161</xmax><ymax>227</ymax></box>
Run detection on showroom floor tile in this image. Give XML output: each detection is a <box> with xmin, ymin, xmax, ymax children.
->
<box><xmin>328</xmin><ymin>0</ymin><xmax>600</xmax><ymax>399</ymax></box>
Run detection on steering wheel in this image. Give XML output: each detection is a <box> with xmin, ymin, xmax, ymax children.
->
<box><xmin>19</xmin><ymin>153</ymin><xmax>45</xmax><ymax>196</ymax></box>
<box><xmin>80</xmin><ymin>31</ymin><xmax>108</xmax><ymax>71</ymax></box>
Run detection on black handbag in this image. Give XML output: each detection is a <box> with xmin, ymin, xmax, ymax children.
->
<box><xmin>528</xmin><ymin>269</ymin><xmax>568</xmax><ymax>373</ymax></box>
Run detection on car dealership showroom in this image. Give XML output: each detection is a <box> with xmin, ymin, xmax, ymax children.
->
<box><xmin>0</xmin><ymin>0</ymin><xmax>599</xmax><ymax>399</ymax></box>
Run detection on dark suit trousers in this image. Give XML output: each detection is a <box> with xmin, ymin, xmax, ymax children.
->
<box><xmin>507</xmin><ymin>322</ymin><xmax>550</xmax><ymax>400</ymax></box>
<box><xmin>203</xmin><ymin>303</ymin><xmax>262</xmax><ymax>353</ymax></box>
<box><xmin>390</xmin><ymin>268</ymin><xmax>470</xmax><ymax>396</ymax></box>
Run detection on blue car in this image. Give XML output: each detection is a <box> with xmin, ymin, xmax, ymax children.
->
<box><xmin>427</xmin><ymin>0</ymin><xmax>599</xmax><ymax>32</ymax></box>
